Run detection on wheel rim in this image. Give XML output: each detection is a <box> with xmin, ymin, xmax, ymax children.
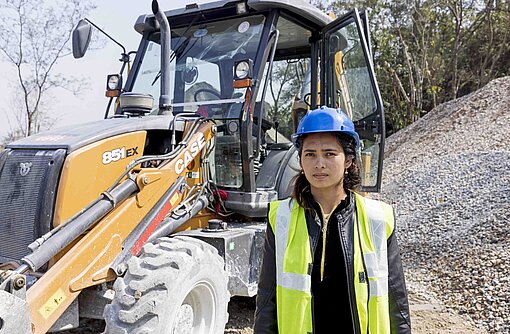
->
<box><xmin>170</xmin><ymin>281</ymin><xmax>217</xmax><ymax>334</ymax></box>
<box><xmin>174</xmin><ymin>304</ymin><xmax>194</xmax><ymax>334</ymax></box>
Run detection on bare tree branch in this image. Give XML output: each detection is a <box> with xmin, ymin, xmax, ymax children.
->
<box><xmin>0</xmin><ymin>0</ymin><xmax>96</xmax><ymax>138</ymax></box>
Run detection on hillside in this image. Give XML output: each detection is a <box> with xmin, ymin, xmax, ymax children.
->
<box><xmin>378</xmin><ymin>77</ymin><xmax>510</xmax><ymax>332</ymax></box>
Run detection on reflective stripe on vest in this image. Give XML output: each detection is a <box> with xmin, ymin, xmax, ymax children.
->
<box><xmin>269</xmin><ymin>198</ymin><xmax>313</xmax><ymax>334</ymax></box>
<box><xmin>360</xmin><ymin>195</ymin><xmax>391</xmax><ymax>297</ymax></box>
<box><xmin>274</xmin><ymin>199</ymin><xmax>312</xmax><ymax>292</ymax></box>
<box><xmin>354</xmin><ymin>194</ymin><xmax>394</xmax><ymax>334</ymax></box>
<box><xmin>268</xmin><ymin>193</ymin><xmax>394</xmax><ymax>334</ymax></box>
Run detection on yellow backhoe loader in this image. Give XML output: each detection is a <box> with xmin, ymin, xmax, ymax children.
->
<box><xmin>0</xmin><ymin>0</ymin><xmax>386</xmax><ymax>332</ymax></box>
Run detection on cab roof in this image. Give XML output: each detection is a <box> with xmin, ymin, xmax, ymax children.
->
<box><xmin>135</xmin><ymin>0</ymin><xmax>332</xmax><ymax>35</ymax></box>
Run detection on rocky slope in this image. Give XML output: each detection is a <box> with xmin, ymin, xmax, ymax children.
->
<box><xmin>377</xmin><ymin>76</ymin><xmax>510</xmax><ymax>332</ymax></box>
<box><xmin>222</xmin><ymin>78</ymin><xmax>510</xmax><ymax>334</ymax></box>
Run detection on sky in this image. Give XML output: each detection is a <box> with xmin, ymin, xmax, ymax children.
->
<box><xmin>0</xmin><ymin>0</ymin><xmax>211</xmax><ymax>139</ymax></box>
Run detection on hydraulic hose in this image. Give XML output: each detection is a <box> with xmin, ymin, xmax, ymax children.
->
<box><xmin>104</xmin><ymin>115</ymin><xmax>206</xmax><ymax>195</ymax></box>
<box><xmin>148</xmin><ymin>195</ymin><xmax>208</xmax><ymax>242</ymax></box>
<box><xmin>21</xmin><ymin>178</ymin><xmax>139</xmax><ymax>272</ymax></box>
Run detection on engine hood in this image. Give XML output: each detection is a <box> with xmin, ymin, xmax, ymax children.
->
<box><xmin>7</xmin><ymin>115</ymin><xmax>180</xmax><ymax>153</ymax></box>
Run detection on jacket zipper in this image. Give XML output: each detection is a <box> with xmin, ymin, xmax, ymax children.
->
<box><xmin>339</xmin><ymin>214</ymin><xmax>361</xmax><ymax>334</ymax></box>
<box><xmin>319</xmin><ymin>206</ymin><xmax>331</xmax><ymax>282</ymax></box>
<box><xmin>310</xmin><ymin>211</ymin><xmax>321</xmax><ymax>334</ymax></box>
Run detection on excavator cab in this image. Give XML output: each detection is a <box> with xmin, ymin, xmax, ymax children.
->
<box><xmin>124</xmin><ymin>0</ymin><xmax>385</xmax><ymax>215</ymax></box>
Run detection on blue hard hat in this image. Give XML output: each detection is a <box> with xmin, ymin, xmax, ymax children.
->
<box><xmin>292</xmin><ymin>106</ymin><xmax>360</xmax><ymax>148</ymax></box>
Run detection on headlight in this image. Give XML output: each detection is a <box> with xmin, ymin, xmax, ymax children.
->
<box><xmin>107</xmin><ymin>74</ymin><xmax>121</xmax><ymax>91</ymax></box>
<box><xmin>227</xmin><ymin>120</ymin><xmax>239</xmax><ymax>134</ymax></box>
<box><xmin>234</xmin><ymin>60</ymin><xmax>253</xmax><ymax>80</ymax></box>
<box><xmin>236</xmin><ymin>3</ymin><xmax>247</xmax><ymax>14</ymax></box>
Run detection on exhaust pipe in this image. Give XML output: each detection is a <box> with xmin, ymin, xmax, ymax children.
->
<box><xmin>152</xmin><ymin>0</ymin><xmax>171</xmax><ymax>110</ymax></box>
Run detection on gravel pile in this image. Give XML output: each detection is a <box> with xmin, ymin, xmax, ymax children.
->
<box><xmin>376</xmin><ymin>77</ymin><xmax>510</xmax><ymax>332</ymax></box>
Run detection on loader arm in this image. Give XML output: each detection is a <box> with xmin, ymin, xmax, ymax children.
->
<box><xmin>2</xmin><ymin>121</ymin><xmax>216</xmax><ymax>334</ymax></box>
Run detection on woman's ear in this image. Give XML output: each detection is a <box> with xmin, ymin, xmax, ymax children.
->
<box><xmin>344</xmin><ymin>157</ymin><xmax>353</xmax><ymax>170</ymax></box>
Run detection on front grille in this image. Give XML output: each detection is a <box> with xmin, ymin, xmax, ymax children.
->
<box><xmin>0</xmin><ymin>149</ymin><xmax>65</xmax><ymax>261</ymax></box>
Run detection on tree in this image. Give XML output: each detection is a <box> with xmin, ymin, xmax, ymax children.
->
<box><xmin>331</xmin><ymin>0</ymin><xmax>510</xmax><ymax>134</ymax></box>
<box><xmin>267</xmin><ymin>59</ymin><xmax>308</xmax><ymax>138</ymax></box>
<box><xmin>0</xmin><ymin>0</ymin><xmax>96</xmax><ymax>140</ymax></box>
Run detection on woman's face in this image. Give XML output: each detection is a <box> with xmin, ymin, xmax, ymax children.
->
<box><xmin>300</xmin><ymin>132</ymin><xmax>352</xmax><ymax>193</ymax></box>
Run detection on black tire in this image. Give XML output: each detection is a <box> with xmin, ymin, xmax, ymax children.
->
<box><xmin>103</xmin><ymin>236</ymin><xmax>229</xmax><ymax>334</ymax></box>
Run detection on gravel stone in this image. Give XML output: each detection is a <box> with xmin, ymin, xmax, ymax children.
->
<box><xmin>61</xmin><ymin>77</ymin><xmax>510</xmax><ymax>333</ymax></box>
<box><xmin>376</xmin><ymin>76</ymin><xmax>510</xmax><ymax>333</ymax></box>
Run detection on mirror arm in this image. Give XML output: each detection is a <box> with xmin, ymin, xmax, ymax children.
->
<box><xmin>84</xmin><ymin>18</ymin><xmax>127</xmax><ymax>55</ymax></box>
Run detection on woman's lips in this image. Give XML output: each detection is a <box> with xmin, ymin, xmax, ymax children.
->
<box><xmin>313</xmin><ymin>173</ymin><xmax>328</xmax><ymax>179</ymax></box>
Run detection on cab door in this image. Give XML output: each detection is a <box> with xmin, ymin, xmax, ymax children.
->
<box><xmin>321</xmin><ymin>9</ymin><xmax>385</xmax><ymax>192</ymax></box>
<box><xmin>359</xmin><ymin>10</ymin><xmax>373</xmax><ymax>58</ymax></box>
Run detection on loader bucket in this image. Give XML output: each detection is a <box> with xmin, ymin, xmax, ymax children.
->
<box><xmin>0</xmin><ymin>290</ymin><xmax>32</xmax><ymax>334</ymax></box>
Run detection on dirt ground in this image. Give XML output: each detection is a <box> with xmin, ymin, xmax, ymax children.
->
<box><xmin>61</xmin><ymin>291</ymin><xmax>487</xmax><ymax>334</ymax></box>
<box><xmin>67</xmin><ymin>292</ymin><xmax>484</xmax><ymax>333</ymax></box>
<box><xmin>223</xmin><ymin>293</ymin><xmax>486</xmax><ymax>334</ymax></box>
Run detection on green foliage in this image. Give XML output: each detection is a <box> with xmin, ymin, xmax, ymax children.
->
<box><xmin>330</xmin><ymin>0</ymin><xmax>510</xmax><ymax>134</ymax></box>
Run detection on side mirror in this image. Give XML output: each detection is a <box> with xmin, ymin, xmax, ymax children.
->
<box><xmin>72</xmin><ymin>19</ymin><xmax>92</xmax><ymax>59</ymax></box>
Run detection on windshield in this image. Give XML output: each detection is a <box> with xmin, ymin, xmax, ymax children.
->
<box><xmin>132</xmin><ymin>15</ymin><xmax>266</xmax><ymax>119</ymax></box>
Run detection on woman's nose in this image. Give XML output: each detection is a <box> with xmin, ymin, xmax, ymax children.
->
<box><xmin>314</xmin><ymin>158</ymin><xmax>325</xmax><ymax>169</ymax></box>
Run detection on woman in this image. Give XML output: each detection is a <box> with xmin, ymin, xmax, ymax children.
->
<box><xmin>254</xmin><ymin>107</ymin><xmax>411</xmax><ymax>334</ymax></box>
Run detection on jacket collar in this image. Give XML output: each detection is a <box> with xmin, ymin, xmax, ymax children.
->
<box><xmin>309</xmin><ymin>191</ymin><xmax>356</xmax><ymax>226</ymax></box>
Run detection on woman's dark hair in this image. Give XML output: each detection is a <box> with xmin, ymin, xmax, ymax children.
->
<box><xmin>292</xmin><ymin>132</ymin><xmax>361</xmax><ymax>209</ymax></box>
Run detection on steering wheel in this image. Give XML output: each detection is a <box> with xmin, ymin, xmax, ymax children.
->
<box><xmin>193</xmin><ymin>88</ymin><xmax>223</xmax><ymax>117</ymax></box>
<box><xmin>194</xmin><ymin>88</ymin><xmax>222</xmax><ymax>102</ymax></box>
<box><xmin>303</xmin><ymin>93</ymin><xmax>312</xmax><ymax>107</ymax></box>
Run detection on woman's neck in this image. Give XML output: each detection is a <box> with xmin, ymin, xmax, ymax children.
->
<box><xmin>310</xmin><ymin>185</ymin><xmax>348</xmax><ymax>215</ymax></box>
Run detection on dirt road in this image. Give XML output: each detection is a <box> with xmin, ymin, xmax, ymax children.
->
<box><xmin>224</xmin><ymin>291</ymin><xmax>486</xmax><ymax>334</ymax></box>
<box><xmin>66</xmin><ymin>290</ymin><xmax>484</xmax><ymax>333</ymax></box>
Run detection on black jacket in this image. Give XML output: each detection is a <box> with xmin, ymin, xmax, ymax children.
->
<box><xmin>253</xmin><ymin>193</ymin><xmax>412</xmax><ymax>333</ymax></box>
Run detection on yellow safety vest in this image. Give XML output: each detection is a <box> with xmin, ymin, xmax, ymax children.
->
<box><xmin>268</xmin><ymin>193</ymin><xmax>395</xmax><ymax>334</ymax></box>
